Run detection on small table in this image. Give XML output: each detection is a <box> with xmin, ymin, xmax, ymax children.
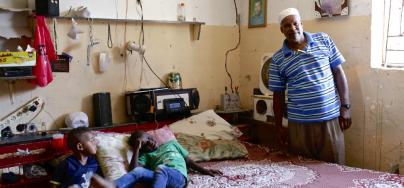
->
<box><xmin>214</xmin><ymin>109</ymin><xmax>249</xmax><ymax>124</ymax></box>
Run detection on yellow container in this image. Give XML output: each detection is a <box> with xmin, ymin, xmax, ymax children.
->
<box><xmin>0</xmin><ymin>51</ymin><xmax>36</xmax><ymax>67</ymax></box>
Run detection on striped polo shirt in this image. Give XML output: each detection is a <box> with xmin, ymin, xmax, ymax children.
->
<box><xmin>269</xmin><ymin>32</ymin><xmax>345</xmax><ymax>123</ymax></box>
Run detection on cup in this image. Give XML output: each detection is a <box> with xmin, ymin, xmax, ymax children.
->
<box><xmin>52</xmin><ymin>133</ymin><xmax>65</xmax><ymax>151</ymax></box>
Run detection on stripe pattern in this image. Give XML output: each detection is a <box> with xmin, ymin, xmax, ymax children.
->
<box><xmin>269</xmin><ymin>32</ymin><xmax>345</xmax><ymax>123</ymax></box>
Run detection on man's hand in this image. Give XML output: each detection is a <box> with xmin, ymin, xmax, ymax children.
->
<box><xmin>276</xmin><ymin>126</ymin><xmax>289</xmax><ymax>149</ymax></box>
<box><xmin>339</xmin><ymin>108</ymin><xmax>352</xmax><ymax>131</ymax></box>
<box><xmin>203</xmin><ymin>169</ymin><xmax>223</xmax><ymax>177</ymax></box>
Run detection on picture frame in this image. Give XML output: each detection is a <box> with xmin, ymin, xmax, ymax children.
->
<box><xmin>314</xmin><ymin>0</ymin><xmax>349</xmax><ymax>18</ymax></box>
<box><xmin>248</xmin><ymin>0</ymin><xmax>267</xmax><ymax>28</ymax></box>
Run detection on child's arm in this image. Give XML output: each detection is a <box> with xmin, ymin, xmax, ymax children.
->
<box><xmin>185</xmin><ymin>157</ymin><xmax>223</xmax><ymax>177</ymax></box>
<box><xmin>128</xmin><ymin>139</ymin><xmax>143</xmax><ymax>171</ymax></box>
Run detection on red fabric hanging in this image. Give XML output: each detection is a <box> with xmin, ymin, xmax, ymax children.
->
<box><xmin>33</xmin><ymin>16</ymin><xmax>56</xmax><ymax>87</ymax></box>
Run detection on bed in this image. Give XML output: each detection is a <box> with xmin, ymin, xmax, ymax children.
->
<box><xmin>94</xmin><ymin>110</ymin><xmax>404</xmax><ymax>188</ymax></box>
<box><xmin>187</xmin><ymin>142</ymin><xmax>404</xmax><ymax>188</ymax></box>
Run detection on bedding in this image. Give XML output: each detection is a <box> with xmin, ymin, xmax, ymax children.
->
<box><xmin>146</xmin><ymin>125</ymin><xmax>176</xmax><ymax>147</ymax></box>
<box><xmin>169</xmin><ymin>109</ymin><xmax>243</xmax><ymax>140</ymax></box>
<box><xmin>187</xmin><ymin>143</ymin><xmax>404</xmax><ymax>188</ymax></box>
<box><xmin>175</xmin><ymin>133</ymin><xmax>248</xmax><ymax>162</ymax></box>
<box><xmin>94</xmin><ymin>132</ymin><xmax>131</xmax><ymax>180</ymax></box>
<box><xmin>92</xmin><ymin>112</ymin><xmax>403</xmax><ymax>187</ymax></box>
<box><xmin>94</xmin><ymin>128</ymin><xmax>247</xmax><ymax>180</ymax></box>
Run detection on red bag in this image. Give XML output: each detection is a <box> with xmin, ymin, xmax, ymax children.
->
<box><xmin>33</xmin><ymin>16</ymin><xmax>57</xmax><ymax>87</ymax></box>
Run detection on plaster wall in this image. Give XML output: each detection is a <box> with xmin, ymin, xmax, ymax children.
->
<box><xmin>238</xmin><ymin>0</ymin><xmax>403</xmax><ymax>173</ymax></box>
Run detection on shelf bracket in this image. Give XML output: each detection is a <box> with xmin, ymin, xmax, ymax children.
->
<box><xmin>190</xmin><ymin>23</ymin><xmax>202</xmax><ymax>41</ymax></box>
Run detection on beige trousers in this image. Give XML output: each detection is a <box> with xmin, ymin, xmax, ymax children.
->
<box><xmin>288</xmin><ymin>118</ymin><xmax>345</xmax><ymax>164</ymax></box>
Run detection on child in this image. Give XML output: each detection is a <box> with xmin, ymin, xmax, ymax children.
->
<box><xmin>50</xmin><ymin>127</ymin><xmax>102</xmax><ymax>188</ymax></box>
<box><xmin>91</xmin><ymin>130</ymin><xmax>222</xmax><ymax>188</ymax></box>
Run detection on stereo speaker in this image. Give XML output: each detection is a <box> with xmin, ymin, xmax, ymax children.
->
<box><xmin>93</xmin><ymin>92</ymin><xmax>112</xmax><ymax>127</ymax></box>
<box><xmin>35</xmin><ymin>0</ymin><xmax>60</xmax><ymax>17</ymax></box>
<box><xmin>125</xmin><ymin>88</ymin><xmax>199</xmax><ymax>120</ymax></box>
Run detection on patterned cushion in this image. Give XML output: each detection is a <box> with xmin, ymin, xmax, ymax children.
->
<box><xmin>94</xmin><ymin>127</ymin><xmax>175</xmax><ymax>180</ymax></box>
<box><xmin>169</xmin><ymin>110</ymin><xmax>243</xmax><ymax>140</ymax></box>
<box><xmin>175</xmin><ymin>133</ymin><xmax>248</xmax><ymax>162</ymax></box>
<box><xmin>94</xmin><ymin>132</ymin><xmax>132</xmax><ymax>180</ymax></box>
<box><xmin>146</xmin><ymin>126</ymin><xmax>176</xmax><ymax>147</ymax></box>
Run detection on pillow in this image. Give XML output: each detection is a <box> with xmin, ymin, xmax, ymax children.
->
<box><xmin>175</xmin><ymin>133</ymin><xmax>248</xmax><ymax>162</ymax></box>
<box><xmin>94</xmin><ymin>126</ymin><xmax>176</xmax><ymax>180</ymax></box>
<box><xmin>94</xmin><ymin>132</ymin><xmax>132</xmax><ymax>180</ymax></box>
<box><xmin>146</xmin><ymin>126</ymin><xmax>176</xmax><ymax>147</ymax></box>
<box><xmin>169</xmin><ymin>109</ymin><xmax>242</xmax><ymax>140</ymax></box>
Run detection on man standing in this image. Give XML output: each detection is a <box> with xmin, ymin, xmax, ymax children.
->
<box><xmin>269</xmin><ymin>8</ymin><xmax>352</xmax><ymax>164</ymax></box>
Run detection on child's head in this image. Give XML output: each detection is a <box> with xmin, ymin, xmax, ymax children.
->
<box><xmin>128</xmin><ymin>131</ymin><xmax>157</xmax><ymax>152</ymax></box>
<box><xmin>67</xmin><ymin>127</ymin><xmax>97</xmax><ymax>156</ymax></box>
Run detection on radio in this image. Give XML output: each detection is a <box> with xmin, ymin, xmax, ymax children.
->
<box><xmin>125</xmin><ymin>88</ymin><xmax>199</xmax><ymax>120</ymax></box>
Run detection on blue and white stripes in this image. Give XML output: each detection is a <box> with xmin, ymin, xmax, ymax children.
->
<box><xmin>269</xmin><ymin>32</ymin><xmax>345</xmax><ymax>123</ymax></box>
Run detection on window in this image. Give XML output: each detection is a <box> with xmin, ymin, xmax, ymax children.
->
<box><xmin>384</xmin><ymin>0</ymin><xmax>404</xmax><ymax>68</ymax></box>
<box><xmin>372</xmin><ymin>0</ymin><xmax>404</xmax><ymax>68</ymax></box>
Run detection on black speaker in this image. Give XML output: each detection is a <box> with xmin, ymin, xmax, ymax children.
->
<box><xmin>191</xmin><ymin>88</ymin><xmax>200</xmax><ymax>109</ymax></box>
<box><xmin>93</xmin><ymin>92</ymin><xmax>112</xmax><ymax>127</ymax></box>
<box><xmin>35</xmin><ymin>0</ymin><xmax>60</xmax><ymax>17</ymax></box>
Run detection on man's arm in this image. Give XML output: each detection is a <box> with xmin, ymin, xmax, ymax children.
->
<box><xmin>331</xmin><ymin>64</ymin><xmax>352</xmax><ymax>131</ymax></box>
<box><xmin>273</xmin><ymin>91</ymin><xmax>288</xmax><ymax>147</ymax></box>
<box><xmin>185</xmin><ymin>157</ymin><xmax>222</xmax><ymax>177</ymax></box>
<box><xmin>128</xmin><ymin>140</ymin><xmax>143</xmax><ymax>171</ymax></box>
<box><xmin>273</xmin><ymin>91</ymin><xmax>286</xmax><ymax>128</ymax></box>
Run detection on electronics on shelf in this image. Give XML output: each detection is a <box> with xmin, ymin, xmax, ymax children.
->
<box><xmin>0</xmin><ymin>97</ymin><xmax>44</xmax><ymax>138</ymax></box>
<box><xmin>125</xmin><ymin>88</ymin><xmax>199</xmax><ymax>121</ymax></box>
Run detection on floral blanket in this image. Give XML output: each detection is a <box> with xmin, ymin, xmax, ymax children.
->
<box><xmin>188</xmin><ymin>143</ymin><xmax>404</xmax><ymax>188</ymax></box>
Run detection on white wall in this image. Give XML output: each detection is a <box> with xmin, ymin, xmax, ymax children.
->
<box><xmin>238</xmin><ymin>0</ymin><xmax>371</xmax><ymax>25</ymax></box>
<box><xmin>57</xmin><ymin>0</ymin><xmax>243</xmax><ymax>26</ymax></box>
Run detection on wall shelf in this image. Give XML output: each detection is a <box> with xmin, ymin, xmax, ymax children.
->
<box><xmin>50</xmin><ymin>16</ymin><xmax>205</xmax><ymax>40</ymax></box>
<box><xmin>0</xmin><ymin>76</ymin><xmax>35</xmax><ymax>80</ymax></box>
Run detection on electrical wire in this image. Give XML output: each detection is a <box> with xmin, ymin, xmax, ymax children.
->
<box><xmin>142</xmin><ymin>55</ymin><xmax>192</xmax><ymax>106</ymax></box>
<box><xmin>224</xmin><ymin>0</ymin><xmax>241</xmax><ymax>93</ymax></box>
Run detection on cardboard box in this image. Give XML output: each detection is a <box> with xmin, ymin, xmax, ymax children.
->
<box><xmin>0</xmin><ymin>51</ymin><xmax>36</xmax><ymax>67</ymax></box>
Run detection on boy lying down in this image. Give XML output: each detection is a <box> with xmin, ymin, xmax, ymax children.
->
<box><xmin>91</xmin><ymin>131</ymin><xmax>222</xmax><ymax>188</ymax></box>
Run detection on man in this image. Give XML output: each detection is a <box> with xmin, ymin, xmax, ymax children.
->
<box><xmin>269</xmin><ymin>8</ymin><xmax>352</xmax><ymax>164</ymax></box>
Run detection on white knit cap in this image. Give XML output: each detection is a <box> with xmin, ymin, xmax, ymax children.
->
<box><xmin>65</xmin><ymin>112</ymin><xmax>89</xmax><ymax>128</ymax></box>
<box><xmin>278</xmin><ymin>8</ymin><xmax>300</xmax><ymax>23</ymax></box>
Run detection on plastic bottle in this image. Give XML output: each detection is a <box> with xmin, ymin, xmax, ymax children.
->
<box><xmin>177</xmin><ymin>2</ymin><xmax>186</xmax><ymax>21</ymax></box>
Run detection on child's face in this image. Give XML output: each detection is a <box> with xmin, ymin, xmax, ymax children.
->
<box><xmin>139</xmin><ymin>133</ymin><xmax>157</xmax><ymax>152</ymax></box>
<box><xmin>79</xmin><ymin>132</ymin><xmax>97</xmax><ymax>155</ymax></box>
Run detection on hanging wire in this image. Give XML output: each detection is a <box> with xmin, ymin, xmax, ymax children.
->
<box><xmin>136</xmin><ymin>0</ymin><xmax>146</xmax><ymax>87</ymax></box>
<box><xmin>224</xmin><ymin>0</ymin><xmax>241</xmax><ymax>93</ymax></box>
<box><xmin>107</xmin><ymin>23</ymin><xmax>113</xmax><ymax>48</ymax></box>
<box><xmin>122</xmin><ymin>0</ymin><xmax>130</xmax><ymax>92</ymax></box>
<box><xmin>400</xmin><ymin>0</ymin><xmax>404</xmax><ymax>35</ymax></box>
<box><xmin>138</xmin><ymin>0</ymin><xmax>145</xmax><ymax>45</ymax></box>
<box><xmin>52</xmin><ymin>18</ymin><xmax>58</xmax><ymax>53</ymax></box>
